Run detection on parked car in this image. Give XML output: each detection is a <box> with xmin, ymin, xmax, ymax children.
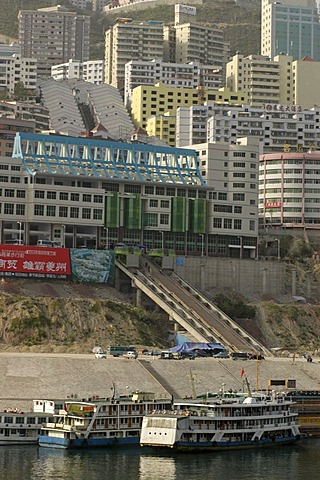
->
<box><xmin>248</xmin><ymin>353</ymin><xmax>265</xmax><ymax>360</ymax></box>
<box><xmin>95</xmin><ymin>352</ymin><xmax>106</xmax><ymax>359</ymax></box>
<box><xmin>231</xmin><ymin>352</ymin><xmax>249</xmax><ymax>361</ymax></box>
<box><xmin>124</xmin><ymin>351</ymin><xmax>138</xmax><ymax>359</ymax></box>
<box><xmin>212</xmin><ymin>351</ymin><xmax>230</xmax><ymax>358</ymax></box>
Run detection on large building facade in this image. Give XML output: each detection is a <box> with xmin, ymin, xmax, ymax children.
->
<box><xmin>260</xmin><ymin>151</ymin><xmax>320</xmax><ymax>228</ymax></box>
<box><xmin>0</xmin><ymin>132</ymin><xmax>259</xmax><ymax>258</ymax></box>
<box><xmin>18</xmin><ymin>5</ymin><xmax>90</xmax><ymax>77</ymax></box>
<box><xmin>104</xmin><ymin>19</ymin><xmax>164</xmax><ymax>91</ymax></box>
<box><xmin>176</xmin><ymin>103</ymin><xmax>320</xmax><ymax>151</ymax></box>
<box><xmin>0</xmin><ymin>45</ymin><xmax>37</xmax><ymax>96</ymax></box>
<box><xmin>261</xmin><ymin>0</ymin><xmax>320</xmax><ymax>61</ymax></box>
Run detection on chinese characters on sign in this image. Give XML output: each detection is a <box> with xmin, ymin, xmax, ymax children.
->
<box><xmin>265</xmin><ymin>202</ymin><xmax>282</xmax><ymax>208</ymax></box>
<box><xmin>0</xmin><ymin>246</ymin><xmax>71</xmax><ymax>279</ymax></box>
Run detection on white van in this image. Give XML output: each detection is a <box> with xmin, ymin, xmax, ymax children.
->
<box><xmin>37</xmin><ymin>240</ymin><xmax>61</xmax><ymax>247</ymax></box>
<box><xmin>124</xmin><ymin>351</ymin><xmax>138</xmax><ymax>359</ymax></box>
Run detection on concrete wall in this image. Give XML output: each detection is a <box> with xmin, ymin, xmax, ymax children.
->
<box><xmin>175</xmin><ymin>257</ymin><xmax>289</xmax><ymax>299</ymax></box>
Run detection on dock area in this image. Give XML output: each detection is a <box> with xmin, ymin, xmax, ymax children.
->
<box><xmin>0</xmin><ymin>353</ymin><xmax>319</xmax><ymax>410</ymax></box>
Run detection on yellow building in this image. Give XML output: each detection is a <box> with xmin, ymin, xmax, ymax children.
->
<box><xmin>131</xmin><ymin>83</ymin><xmax>201</xmax><ymax>130</ymax></box>
<box><xmin>132</xmin><ymin>84</ymin><xmax>247</xmax><ymax>146</ymax></box>
<box><xmin>146</xmin><ymin>113</ymin><xmax>177</xmax><ymax>147</ymax></box>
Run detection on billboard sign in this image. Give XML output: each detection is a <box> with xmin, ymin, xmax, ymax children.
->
<box><xmin>0</xmin><ymin>245</ymin><xmax>71</xmax><ymax>279</ymax></box>
<box><xmin>265</xmin><ymin>202</ymin><xmax>282</xmax><ymax>208</ymax></box>
<box><xmin>70</xmin><ymin>249</ymin><xmax>115</xmax><ymax>285</ymax></box>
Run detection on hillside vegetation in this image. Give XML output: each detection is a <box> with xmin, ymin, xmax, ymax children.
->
<box><xmin>0</xmin><ymin>0</ymin><xmax>261</xmax><ymax>59</ymax></box>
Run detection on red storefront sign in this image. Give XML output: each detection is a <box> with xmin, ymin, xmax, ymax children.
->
<box><xmin>0</xmin><ymin>245</ymin><xmax>71</xmax><ymax>279</ymax></box>
<box><xmin>265</xmin><ymin>202</ymin><xmax>282</xmax><ymax>208</ymax></box>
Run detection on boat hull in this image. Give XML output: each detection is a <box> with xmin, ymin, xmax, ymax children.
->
<box><xmin>39</xmin><ymin>435</ymin><xmax>140</xmax><ymax>449</ymax></box>
<box><xmin>146</xmin><ymin>435</ymin><xmax>301</xmax><ymax>452</ymax></box>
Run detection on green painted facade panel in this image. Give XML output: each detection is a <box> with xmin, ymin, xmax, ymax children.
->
<box><xmin>123</xmin><ymin>194</ymin><xmax>141</xmax><ymax>229</ymax></box>
<box><xmin>105</xmin><ymin>193</ymin><xmax>120</xmax><ymax>227</ymax></box>
<box><xmin>171</xmin><ymin>197</ymin><xmax>186</xmax><ymax>232</ymax></box>
<box><xmin>188</xmin><ymin>198</ymin><xmax>207</xmax><ymax>233</ymax></box>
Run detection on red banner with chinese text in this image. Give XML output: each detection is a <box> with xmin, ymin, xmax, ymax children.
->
<box><xmin>0</xmin><ymin>245</ymin><xmax>71</xmax><ymax>279</ymax></box>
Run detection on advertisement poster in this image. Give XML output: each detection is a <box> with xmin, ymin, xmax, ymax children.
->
<box><xmin>70</xmin><ymin>249</ymin><xmax>115</xmax><ymax>285</ymax></box>
<box><xmin>0</xmin><ymin>245</ymin><xmax>71</xmax><ymax>279</ymax></box>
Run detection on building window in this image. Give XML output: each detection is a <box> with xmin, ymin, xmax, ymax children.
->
<box><xmin>94</xmin><ymin>195</ymin><xmax>103</xmax><ymax>203</ymax></box>
<box><xmin>60</xmin><ymin>192</ymin><xmax>68</xmax><ymax>201</ymax></box>
<box><xmin>93</xmin><ymin>209</ymin><xmax>102</xmax><ymax>220</ymax></box>
<box><xmin>82</xmin><ymin>208</ymin><xmax>91</xmax><ymax>219</ymax></box>
<box><xmin>70</xmin><ymin>207</ymin><xmax>79</xmax><ymax>218</ymax></box>
<box><xmin>83</xmin><ymin>194</ymin><xmax>92</xmax><ymax>202</ymax></box>
<box><xmin>10</xmin><ymin>177</ymin><xmax>20</xmax><ymax>183</ymax></box>
<box><xmin>71</xmin><ymin>193</ymin><xmax>80</xmax><ymax>201</ymax></box>
<box><xmin>143</xmin><ymin>213</ymin><xmax>158</xmax><ymax>227</ymax></box>
<box><xmin>224</xmin><ymin>218</ymin><xmax>232</xmax><ymax>229</ymax></box>
<box><xmin>156</xmin><ymin>187</ymin><xmax>165</xmax><ymax>195</ymax></box>
<box><xmin>218</xmin><ymin>193</ymin><xmax>228</xmax><ymax>201</ymax></box>
<box><xmin>234</xmin><ymin>219</ymin><xmax>242</xmax><ymax>229</ymax></box>
<box><xmin>59</xmin><ymin>206</ymin><xmax>68</xmax><ymax>217</ymax></box>
<box><xmin>34</xmin><ymin>204</ymin><xmax>44</xmax><ymax>216</ymax></box>
<box><xmin>4</xmin><ymin>203</ymin><xmax>14</xmax><ymax>215</ymax></box>
<box><xmin>250</xmin><ymin>220</ymin><xmax>255</xmax><ymax>231</ymax></box>
<box><xmin>150</xmin><ymin>199</ymin><xmax>158</xmax><ymax>207</ymax></box>
<box><xmin>145</xmin><ymin>186</ymin><xmax>154</xmax><ymax>195</ymax></box>
<box><xmin>47</xmin><ymin>191</ymin><xmax>56</xmax><ymax>200</ymax></box>
<box><xmin>160</xmin><ymin>213</ymin><xmax>169</xmax><ymax>225</ymax></box>
<box><xmin>213</xmin><ymin>218</ymin><xmax>222</xmax><ymax>228</ymax></box>
<box><xmin>234</xmin><ymin>206</ymin><xmax>242</xmax><ymax>213</ymax></box>
<box><xmin>160</xmin><ymin>200</ymin><xmax>170</xmax><ymax>208</ymax></box>
<box><xmin>16</xmin><ymin>190</ymin><xmax>25</xmax><ymax>198</ymax></box>
<box><xmin>35</xmin><ymin>190</ymin><xmax>45</xmax><ymax>199</ymax></box>
<box><xmin>46</xmin><ymin>205</ymin><xmax>56</xmax><ymax>216</ymax></box>
<box><xmin>233</xmin><ymin>193</ymin><xmax>245</xmax><ymax>201</ymax></box>
<box><xmin>4</xmin><ymin>189</ymin><xmax>14</xmax><ymax>197</ymax></box>
<box><xmin>16</xmin><ymin>204</ymin><xmax>25</xmax><ymax>216</ymax></box>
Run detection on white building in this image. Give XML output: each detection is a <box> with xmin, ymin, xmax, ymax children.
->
<box><xmin>260</xmin><ymin>151</ymin><xmax>320</xmax><ymax>228</ymax></box>
<box><xmin>188</xmin><ymin>138</ymin><xmax>260</xmax><ymax>257</ymax></box>
<box><xmin>0</xmin><ymin>45</ymin><xmax>37</xmax><ymax>96</ymax></box>
<box><xmin>51</xmin><ymin>59</ymin><xmax>104</xmax><ymax>84</ymax></box>
<box><xmin>124</xmin><ymin>59</ymin><xmax>223</xmax><ymax>107</ymax></box>
<box><xmin>176</xmin><ymin>103</ymin><xmax>320</xmax><ymax>151</ymax></box>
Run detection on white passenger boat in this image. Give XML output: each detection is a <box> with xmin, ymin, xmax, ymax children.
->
<box><xmin>140</xmin><ymin>386</ymin><xmax>301</xmax><ymax>451</ymax></box>
<box><xmin>0</xmin><ymin>400</ymin><xmax>58</xmax><ymax>445</ymax></box>
<box><xmin>39</xmin><ymin>391</ymin><xmax>172</xmax><ymax>449</ymax></box>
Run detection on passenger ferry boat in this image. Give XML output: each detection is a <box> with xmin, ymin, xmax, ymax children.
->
<box><xmin>39</xmin><ymin>391</ymin><xmax>172</xmax><ymax>449</ymax></box>
<box><xmin>0</xmin><ymin>400</ymin><xmax>57</xmax><ymax>445</ymax></box>
<box><xmin>140</xmin><ymin>386</ymin><xmax>301</xmax><ymax>452</ymax></box>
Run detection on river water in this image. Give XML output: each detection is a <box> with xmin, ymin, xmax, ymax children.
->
<box><xmin>1</xmin><ymin>439</ymin><xmax>320</xmax><ymax>480</ymax></box>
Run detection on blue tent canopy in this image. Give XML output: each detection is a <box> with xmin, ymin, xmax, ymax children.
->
<box><xmin>168</xmin><ymin>342</ymin><xmax>224</xmax><ymax>353</ymax></box>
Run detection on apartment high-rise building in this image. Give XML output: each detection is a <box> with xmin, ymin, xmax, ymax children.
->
<box><xmin>51</xmin><ymin>59</ymin><xmax>104</xmax><ymax>84</ymax></box>
<box><xmin>261</xmin><ymin>0</ymin><xmax>320</xmax><ymax>60</ymax></box>
<box><xmin>162</xmin><ymin>21</ymin><xmax>228</xmax><ymax>80</ymax></box>
<box><xmin>124</xmin><ymin>60</ymin><xmax>224</xmax><ymax>108</ymax></box>
<box><xmin>104</xmin><ymin>19</ymin><xmax>164</xmax><ymax>91</ymax></box>
<box><xmin>0</xmin><ymin>45</ymin><xmax>37</xmax><ymax>96</ymax></box>
<box><xmin>18</xmin><ymin>5</ymin><xmax>90</xmax><ymax>77</ymax></box>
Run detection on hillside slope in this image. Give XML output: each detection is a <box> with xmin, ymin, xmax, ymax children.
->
<box><xmin>0</xmin><ymin>0</ymin><xmax>261</xmax><ymax>59</ymax></box>
<box><xmin>0</xmin><ymin>277</ymin><xmax>320</xmax><ymax>355</ymax></box>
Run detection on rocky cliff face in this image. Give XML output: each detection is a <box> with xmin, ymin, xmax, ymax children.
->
<box><xmin>0</xmin><ymin>279</ymin><xmax>170</xmax><ymax>353</ymax></box>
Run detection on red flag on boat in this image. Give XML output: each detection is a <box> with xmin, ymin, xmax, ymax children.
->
<box><xmin>240</xmin><ymin>368</ymin><xmax>245</xmax><ymax>378</ymax></box>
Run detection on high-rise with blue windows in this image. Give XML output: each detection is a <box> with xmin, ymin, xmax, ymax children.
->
<box><xmin>261</xmin><ymin>0</ymin><xmax>320</xmax><ymax>61</ymax></box>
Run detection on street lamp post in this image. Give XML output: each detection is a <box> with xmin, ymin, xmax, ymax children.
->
<box><xmin>104</xmin><ymin>227</ymin><xmax>109</xmax><ymax>250</ymax></box>
<box><xmin>61</xmin><ymin>225</ymin><xmax>66</xmax><ymax>248</ymax></box>
<box><xmin>275</xmin><ymin>238</ymin><xmax>280</xmax><ymax>261</ymax></box>
<box><xmin>199</xmin><ymin>234</ymin><xmax>204</xmax><ymax>258</ymax></box>
<box><xmin>17</xmin><ymin>222</ymin><xmax>22</xmax><ymax>245</ymax></box>
<box><xmin>237</xmin><ymin>235</ymin><xmax>243</xmax><ymax>259</ymax></box>
<box><xmin>160</xmin><ymin>231</ymin><xmax>164</xmax><ymax>250</ymax></box>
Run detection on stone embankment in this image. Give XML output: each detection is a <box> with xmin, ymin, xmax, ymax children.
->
<box><xmin>1</xmin><ymin>353</ymin><xmax>319</xmax><ymax>411</ymax></box>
